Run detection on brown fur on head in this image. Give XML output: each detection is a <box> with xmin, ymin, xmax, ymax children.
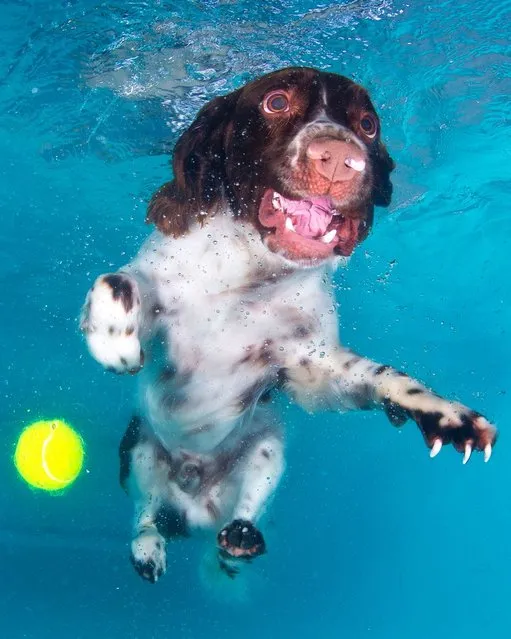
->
<box><xmin>147</xmin><ymin>90</ymin><xmax>241</xmax><ymax>237</ymax></box>
<box><xmin>147</xmin><ymin>67</ymin><xmax>394</xmax><ymax>259</ymax></box>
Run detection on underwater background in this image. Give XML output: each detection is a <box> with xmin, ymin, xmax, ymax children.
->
<box><xmin>1</xmin><ymin>0</ymin><xmax>510</xmax><ymax>637</ymax></box>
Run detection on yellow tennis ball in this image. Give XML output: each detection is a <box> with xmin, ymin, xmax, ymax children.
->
<box><xmin>14</xmin><ymin>419</ymin><xmax>85</xmax><ymax>492</ymax></box>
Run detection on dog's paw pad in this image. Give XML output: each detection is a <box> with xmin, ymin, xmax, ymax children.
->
<box><xmin>217</xmin><ymin>519</ymin><xmax>265</xmax><ymax>559</ymax></box>
<box><xmin>130</xmin><ymin>531</ymin><xmax>166</xmax><ymax>584</ymax></box>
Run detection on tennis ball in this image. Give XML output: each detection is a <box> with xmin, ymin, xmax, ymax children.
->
<box><xmin>14</xmin><ymin>419</ymin><xmax>85</xmax><ymax>492</ymax></box>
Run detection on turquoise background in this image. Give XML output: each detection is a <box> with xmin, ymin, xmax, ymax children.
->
<box><xmin>0</xmin><ymin>0</ymin><xmax>510</xmax><ymax>637</ymax></box>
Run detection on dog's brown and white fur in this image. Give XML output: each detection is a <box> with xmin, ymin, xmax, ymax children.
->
<box><xmin>80</xmin><ymin>68</ymin><xmax>497</xmax><ymax>583</ymax></box>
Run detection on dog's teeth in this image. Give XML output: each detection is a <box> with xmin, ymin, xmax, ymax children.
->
<box><xmin>285</xmin><ymin>217</ymin><xmax>296</xmax><ymax>232</ymax></box>
<box><xmin>345</xmin><ymin>157</ymin><xmax>366</xmax><ymax>172</ymax></box>
<box><xmin>272</xmin><ymin>193</ymin><xmax>282</xmax><ymax>210</ymax></box>
<box><xmin>320</xmin><ymin>229</ymin><xmax>337</xmax><ymax>243</ymax></box>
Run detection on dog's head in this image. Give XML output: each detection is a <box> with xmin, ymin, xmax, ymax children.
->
<box><xmin>148</xmin><ymin>67</ymin><xmax>394</xmax><ymax>266</ymax></box>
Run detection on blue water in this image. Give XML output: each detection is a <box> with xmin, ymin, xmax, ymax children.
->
<box><xmin>1</xmin><ymin>0</ymin><xmax>510</xmax><ymax>637</ymax></box>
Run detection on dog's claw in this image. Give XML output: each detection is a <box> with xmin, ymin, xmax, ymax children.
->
<box><xmin>484</xmin><ymin>444</ymin><xmax>492</xmax><ymax>463</ymax></box>
<box><xmin>430</xmin><ymin>438</ymin><xmax>442</xmax><ymax>458</ymax></box>
<box><xmin>462</xmin><ymin>443</ymin><xmax>472</xmax><ymax>465</ymax></box>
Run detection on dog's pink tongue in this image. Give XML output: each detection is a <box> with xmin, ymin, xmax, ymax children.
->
<box><xmin>280</xmin><ymin>195</ymin><xmax>333</xmax><ymax>238</ymax></box>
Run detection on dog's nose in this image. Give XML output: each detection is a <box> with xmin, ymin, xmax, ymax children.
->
<box><xmin>306</xmin><ymin>138</ymin><xmax>366</xmax><ymax>182</ymax></box>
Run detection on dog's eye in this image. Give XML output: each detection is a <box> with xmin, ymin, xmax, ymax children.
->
<box><xmin>360</xmin><ymin>112</ymin><xmax>378</xmax><ymax>138</ymax></box>
<box><xmin>263</xmin><ymin>91</ymin><xmax>290</xmax><ymax>114</ymax></box>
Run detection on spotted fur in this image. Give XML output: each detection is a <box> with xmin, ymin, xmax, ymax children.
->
<box><xmin>80</xmin><ymin>68</ymin><xmax>496</xmax><ymax>585</ymax></box>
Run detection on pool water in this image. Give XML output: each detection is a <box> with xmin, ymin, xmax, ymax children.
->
<box><xmin>1</xmin><ymin>0</ymin><xmax>510</xmax><ymax>637</ymax></box>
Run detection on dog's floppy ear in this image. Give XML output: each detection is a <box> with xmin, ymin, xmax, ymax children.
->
<box><xmin>372</xmin><ymin>141</ymin><xmax>395</xmax><ymax>208</ymax></box>
<box><xmin>147</xmin><ymin>89</ymin><xmax>241</xmax><ymax>236</ymax></box>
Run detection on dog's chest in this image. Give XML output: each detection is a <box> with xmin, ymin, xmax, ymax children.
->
<box><xmin>131</xmin><ymin>224</ymin><xmax>335</xmax><ymax>453</ymax></box>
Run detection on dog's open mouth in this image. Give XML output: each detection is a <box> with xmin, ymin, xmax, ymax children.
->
<box><xmin>258</xmin><ymin>189</ymin><xmax>364</xmax><ymax>262</ymax></box>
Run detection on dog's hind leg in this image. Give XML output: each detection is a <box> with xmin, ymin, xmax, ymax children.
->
<box><xmin>217</xmin><ymin>430</ymin><xmax>284</xmax><ymax>576</ymax></box>
<box><xmin>119</xmin><ymin>417</ymin><xmax>187</xmax><ymax>584</ymax></box>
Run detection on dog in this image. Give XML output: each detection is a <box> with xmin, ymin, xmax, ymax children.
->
<box><xmin>80</xmin><ymin>67</ymin><xmax>497</xmax><ymax>583</ymax></box>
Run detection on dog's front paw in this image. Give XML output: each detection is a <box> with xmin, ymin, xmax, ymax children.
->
<box><xmin>130</xmin><ymin>530</ymin><xmax>167</xmax><ymax>584</ymax></box>
<box><xmin>80</xmin><ymin>273</ymin><xmax>144</xmax><ymax>374</ymax></box>
<box><xmin>217</xmin><ymin>519</ymin><xmax>266</xmax><ymax>559</ymax></box>
<box><xmin>411</xmin><ymin>399</ymin><xmax>497</xmax><ymax>464</ymax></box>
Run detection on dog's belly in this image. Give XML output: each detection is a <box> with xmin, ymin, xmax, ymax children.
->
<box><xmin>138</xmin><ymin>320</ymin><xmax>279</xmax><ymax>454</ymax></box>
<box><xmin>140</xmin><ymin>369</ymin><xmax>275</xmax><ymax>453</ymax></box>
<box><xmin>135</xmin><ymin>277</ymin><xmax>324</xmax><ymax>453</ymax></box>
